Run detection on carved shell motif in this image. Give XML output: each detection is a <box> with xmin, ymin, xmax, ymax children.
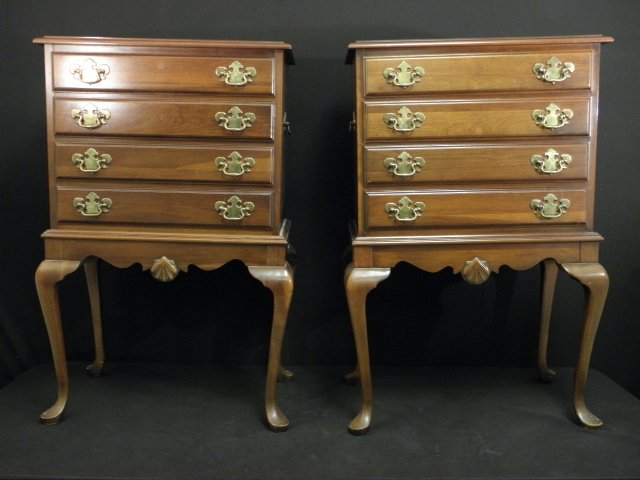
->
<box><xmin>461</xmin><ymin>257</ymin><xmax>491</xmax><ymax>285</ymax></box>
<box><xmin>150</xmin><ymin>256</ymin><xmax>179</xmax><ymax>282</ymax></box>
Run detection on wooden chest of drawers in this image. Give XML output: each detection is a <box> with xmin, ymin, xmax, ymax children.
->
<box><xmin>345</xmin><ymin>36</ymin><xmax>613</xmax><ymax>434</ymax></box>
<box><xmin>33</xmin><ymin>36</ymin><xmax>294</xmax><ymax>431</ymax></box>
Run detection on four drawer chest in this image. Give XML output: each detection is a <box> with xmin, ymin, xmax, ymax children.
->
<box><xmin>345</xmin><ymin>36</ymin><xmax>613</xmax><ymax>434</ymax></box>
<box><xmin>33</xmin><ymin>36</ymin><xmax>294</xmax><ymax>431</ymax></box>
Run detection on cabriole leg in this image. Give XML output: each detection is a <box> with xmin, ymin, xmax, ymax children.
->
<box><xmin>560</xmin><ymin>262</ymin><xmax>609</xmax><ymax>429</ymax></box>
<box><xmin>35</xmin><ymin>259</ymin><xmax>82</xmax><ymax>424</ymax></box>
<box><xmin>248</xmin><ymin>263</ymin><xmax>294</xmax><ymax>432</ymax></box>
<box><xmin>84</xmin><ymin>257</ymin><xmax>105</xmax><ymax>377</ymax></box>
<box><xmin>344</xmin><ymin>264</ymin><xmax>391</xmax><ymax>435</ymax></box>
<box><xmin>538</xmin><ymin>258</ymin><xmax>559</xmax><ymax>382</ymax></box>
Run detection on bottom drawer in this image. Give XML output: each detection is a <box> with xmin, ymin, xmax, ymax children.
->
<box><xmin>56</xmin><ymin>186</ymin><xmax>273</xmax><ymax>228</ymax></box>
<box><xmin>365</xmin><ymin>190</ymin><xmax>586</xmax><ymax>229</ymax></box>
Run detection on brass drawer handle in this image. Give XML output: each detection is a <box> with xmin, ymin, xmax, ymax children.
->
<box><xmin>215</xmin><ymin>106</ymin><xmax>256</xmax><ymax>132</ymax></box>
<box><xmin>215</xmin><ymin>151</ymin><xmax>255</xmax><ymax>177</ymax></box>
<box><xmin>530</xmin><ymin>148</ymin><xmax>572</xmax><ymax>174</ymax></box>
<box><xmin>71</xmin><ymin>104</ymin><xmax>111</xmax><ymax>129</ymax></box>
<box><xmin>70</xmin><ymin>58</ymin><xmax>110</xmax><ymax>84</ymax></box>
<box><xmin>385</xmin><ymin>196</ymin><xmax>425</xmax><ymax>222</ymax></box>
<box><xmin>73</xmin><ymin>192</ymin><xmax>112</xmax><ymax>217</ymax></box>
<box><xmin>531</xmin><ymin>103</ymin><xmax>573</xmax><ymax>129</ymax></box>
<box><xmin>215</xmin><ymin>195</ymin><xmax>255</xmax><ymax>220</ymax></box>
<box><xmin>72</xmin><ymin>148</ymin><xmax>112</xmax><ymax>174</ymax></box>
<box><xmin>530</xmin><ymin>193</ymin><xmax>570</xmax><ymax>219</ymax></box>
<box><xmin>383</xmin><ymin>60</ymin><xmax>425</xmax><ymax>88</ymax></box>
<box><xmin>384</xmin><ymin>151</ymin><xmax>425</xmax><ymax>177</ymax></box>
<box><xmin>533</xmin><ymin>56</ymin><xmax>575</xmax><ymax>84</ymax></box>
<box><xmin>383</xmin><ymin>107</ymin><xmax>425</xmax><ymax>133</ymax></box>
<box><xmin>215</xmin><ymin>60</ymin><xmax>257</xmax><ymax>86</ymax></box>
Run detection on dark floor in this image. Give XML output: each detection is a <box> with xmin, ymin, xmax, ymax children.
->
<box><xmin>0</xmin><ymin>363</ymin><xmax>639</xmax><ymax>480</ymax></box>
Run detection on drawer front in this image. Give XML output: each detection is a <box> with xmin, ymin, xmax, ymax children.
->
<box><xmin>364</xmin><ymin>98</ymin><xmax>590</xmax><ymax>140</ymax></box>
<box><xmin>53</xmin><ymin>54</ymin><xmax>275</xmax><ymax>94</ymax></box>
<box><xmin>54</xmin><ymin>99</ymin><xmax>274</xmax><ymax>140</ymax></box>
<box><xmin>57</xmin><ymin>187</ymin><xmax>273</xmax><ymax>228</ymax></box>
<box><xmin>365</xmin><ymin>190</ymin><xmax>586</xmax><ymax>229</ymax></box>
<box><xmin>55</xmin><ymin>143</ymin><xmax>274</xmax><ymax>184</ymax></box>
<box><xmin>364</xmin><ymin>51</ymin><xmax>592</xmax><ymax>95</ymax></box>
<box><xmin>365</xmin><ymin>143</ymin><xmax>589</xmax><ymax>184</ymax></box>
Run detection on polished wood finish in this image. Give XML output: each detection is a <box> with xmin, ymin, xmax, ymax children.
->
<box><xmin>34</xmin><ymin>36</ymin><xmax>294</xmax><ymax>431</ymax></box>
<box><xmin>364</xmin><ymin>50</ymin><xmax>593</xmax><ymax>95</ymax></box>
<box><xmin>54</xmin><ymin>98</ymin><xmax>275</xmax><ymax>140</ymax></box>
<box><xmin>364</xmin><ymin>98</ymin><xmax>590</xmax><ymax>140</ymax></box>
<box><xmin>55</xmin><ymin>143</ymin><xmax>275</xmax><ymax>184</ymax></box>
<box><xmin>365</xmin><ymin>143</ymin><xmax>589</xmax><ymax>184</ymax></box>
<box><xmin>53</xmin><ymin>54</ymin><xmax>276</xmax><ymax>94</ymax></box>
<box><xmin>56</xmin><ymin>187</ymin><xmax>274</xmax><ymax>229</ymax></box>
<box><xmin>346</xmin><ymin>36</ymin><xmax>612</xmax><ymax>434</ymax></box>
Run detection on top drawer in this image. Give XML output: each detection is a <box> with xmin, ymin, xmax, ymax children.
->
<box><xmin>364</xmin><ymin>51</ymin><xmax>592</xmax><ymax>95</ymax></box>
<box><xmin>53</xmin><ymin>54</ymin><xmax>275</xmax><ymax>95</ymax></box>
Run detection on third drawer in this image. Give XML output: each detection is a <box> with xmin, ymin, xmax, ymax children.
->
<box><xmin>55</xmin><ymin>143</ymin><xmax>274</xmax><ymax>184</ymax></box>
<box><xmin>364</xmin><ymin>143</ymin><xmax>589</xmax><ymax>184</ymax></box>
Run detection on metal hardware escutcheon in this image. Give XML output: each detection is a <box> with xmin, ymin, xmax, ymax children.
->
<box><xmin>531</xmin><ymin>103</ymin><xmax>573</xmax><ymax>129</ymax></box>
<box><xmin>385</xmin><ymin>196</ymin><xmax>425</xmax><ymax>222</ymax></box>
<box><xmin>215</xmin><ymin>106</ymin><xmax>256</xmax><ymax>132</ymax></box>
<box><xmin>530</xmin><ymin>148</ymin><xmax>572</xmax><ymax>174</ymax></box>
<box><xmin>70</xmin><ymin>58</ymin><xmax>110</xmax><ymax>84</ymax></box>
<box><xmin>215</xmin><ymin>60</ymin><xmax>257</xmax><ymax>86</ymax></box>
<box><xmin>71</xmin><ymin>104</ymin><xmax>111</xmax><ymax>129</ymax></box>
<box><xmin>73</xmin><ymin>192</ymin><xmax>112</xmax><ymax>217</ymax></box>
<box><xmin>214</xmin><ymin>151</ymin><xmax>255</xmax><ymax>177</ymax></box>
<box><xmin>214</xmin><ymin>195</ymin><xmax>255</xmax><ymax>220</ymax></box>
<box><xmin>530</xmin><ymin>193</ymin><xmax>570</xmax><ymax>219</ymax></box>
<box><xmin>384</xmin><ymin>151</ymin><xmax>425</xmax><ymax>177</ymax></box>
<box><xmin>383</xmin><ymin>60</ymin><xmax>425</xmax><ymax>88</ymax></box>
<box><xmin>72</xmin><ymin>148</ymin><xmax>112</xmax><ymax>174</ymax></box>
<box><xmin>461</xmin><ymin>257</ymin><xmax>491</xmax><ymax>285</ymax></box>
<box><xmin>150</xmin><ymin>256</ymin><xmax>179</xmax><ymax>282</ymax></box>
<box><xmin>533</xmin><ymin>56</ymin><xmax>575</xmax><ymax>84</ymax></box>
<box><xmin>383</xmin><ymin>107</ymin><xmax>425</xmax><ymax>133</ymax></box>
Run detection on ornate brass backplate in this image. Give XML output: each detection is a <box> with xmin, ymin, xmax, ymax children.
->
<box><xmin>461</xmin><ymin>257</ymin><xmax>491</xmax><ymax>285</ymax></box>
<box><xmin>384</xmin><ymin>196</ymin><xmax>425</xmax><ymax>222</ymax></box>
<box><xmin>214</xmin><ymin>195</ymin><xmax>255</xmax><ymax>220</ymax></box>
<box><xmin>384</xmin><ymin>151</ymin><xmax>425</xmax><ymax>177</ymax></box>
<box><xmin>72</xmin><ymin>148</ymin><xmax>112</xmax><ymax>174</ymax></box>
<box><xmin>214</xmin><ymin>151</ymin><xmax>256</xmax><ymax>176</ymax></box>
<box><xmin>214</xmin><ymin>106</ymin><xmax>256</xmax><ymax>131</ymax></box>
<box><xmin>73</xmin><ymin>192</ymin><xmax>112</xmax><ymax>217</ymax></box>
<box><xmin>531</xmin><ymin>103</ymin><xmax>573</xmax><ymax>129</ymax></box>
<box><xmin>383</xmin><ymin>107</ymin><xmax>426</xmax><ymax>133</ymax></box>
<box><xmin>530</xmin><ymin>193</ymin><xmax>570</xmax><ymax>219</ymax></box>
<box><xmin>533</xmin><ymin>56</ymin><xmax>575</xmax><ymax>84</ymax></box>
<box><xmin>530</xmin><ymin>148</ymin><xmax>572</xmax><ymax>174</ymax></box>
<box><xmin>70</xmin><ymin>58</ymin><xmax>110</xmax><ymax>84</ymax></box>
<box><xmin>150</xmin><ymin>256</ymin><xmax>178</xmax><ymax>282</ymax></box>
<box><xmin>71</xmin><ymin>104</ymin><xmax>111</xmax><ymax>129</ymax></box>
<box><xmin>383</xmin><ymin>61</ymin><xmax>425</xmax><ymax>88</ymax></box>
<box><xmin>215</xmin><ymin>60</ymin><xmax>257</xmax><ymax>86</ymax></box>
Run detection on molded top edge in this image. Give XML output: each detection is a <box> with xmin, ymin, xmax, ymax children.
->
<box><xmin>33</xmin><ymin>36</ymin><xmax>294</xmax><ymax>63</ymax></box>
<box><xmin>346</xmin><ymin>35</ymin><xmax>613</xmax><ymax>63</ymax></box>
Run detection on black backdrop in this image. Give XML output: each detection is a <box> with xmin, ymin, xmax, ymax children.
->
<box><xmin>1</xmin><ymin>0</ymin><xmax>639</xmax><ymax>398</ymax></box>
